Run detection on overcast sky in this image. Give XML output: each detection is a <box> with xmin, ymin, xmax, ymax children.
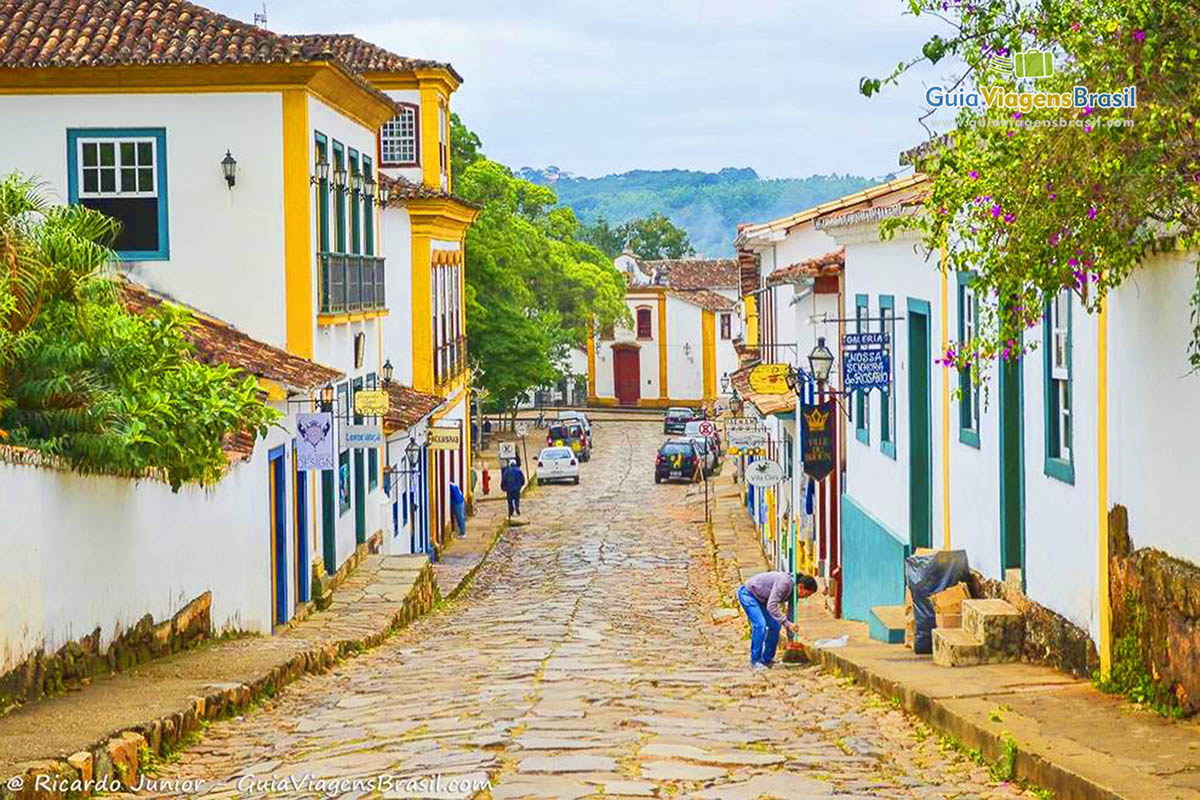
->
<box><xmin>208</xmin><ymin>0</ymin><xmax>952</xmax><ymax>179</ymax></box>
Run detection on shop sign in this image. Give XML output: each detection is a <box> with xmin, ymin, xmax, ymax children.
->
<box><xmin>353</xmin><ymin>389</ymin><xmax>389</xmax><ymax>416</ymax></box>
<box><xmin>341</xmin><ymin>424</ymin><xmax>383</xmax><ymax>448</ymax></box>
<box><xmin>745</xmin><ymin>459</ymin><xmax>785</xmax><ymax>488</ymax></box>
<box><xmin>428</xmin><ymin>424</ymin><xmax>462</xmax><ymax>450</ymax></box>
<box><xmin>748</xmin><ymin>363</ymin><xmax>791</xmax><ymax>395</ymax></box>
<box><xmin>296</xmin><ymin>412</ymin><xmax>335</xmax><ymax>470</ymax></box>
<box><xmin>801</xmin><ymin>400</ymin><xmax>836</xmax><ymax>481</ymax></box>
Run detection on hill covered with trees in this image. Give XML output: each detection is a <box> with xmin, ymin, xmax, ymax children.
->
<box><xmin>516</xmin><ymin>166</ymin><xmax>891</xmax><ymax>257</ymax></box>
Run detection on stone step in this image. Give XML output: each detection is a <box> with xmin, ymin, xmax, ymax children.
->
<box><xmin>868</xmin><ymin>605</ymin><xmax>907</xmax><ymax>644</ymax></box>
<box><xmin>962</xmin><ymin>598</ymin><xmax>1024</xmax><ymax>654</ymax></box>
<box><xmin>932</xmin><ymin>627</ymin><xmax>988</xmax><ymax>667</ymax></box>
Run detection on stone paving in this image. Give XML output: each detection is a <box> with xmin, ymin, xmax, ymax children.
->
<box><xmin>146</xmin><ymin>420</ymin><xmax>1044</xmax><ymax>799</ymax></box>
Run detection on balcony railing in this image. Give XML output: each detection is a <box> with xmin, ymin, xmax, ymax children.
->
<box><xmin>319</xmin><ymin>252</ymin><xmax>386</xmax><ymax>315</ymax></box>
<box><xmin>434</xmin><ymin>335</ymin><xmax>467</xmax><ymax>385</ymax></box>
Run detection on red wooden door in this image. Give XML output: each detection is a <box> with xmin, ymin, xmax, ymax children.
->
<box><xmin>613</xmin><ymin>348</ymin><xmax>641</xmax><ymax>406</ymax></box>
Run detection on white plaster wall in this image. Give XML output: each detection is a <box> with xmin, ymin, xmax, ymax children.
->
<box><xmin>384</xmin><ymin>419</ymin><xmax>429</xmax><ymax>556</ymax></box>
<box><xmin>380</xmin><ymin>206</ymin><xmax>415</xmax><ymax>387</ymax></box>
<box><xmin>1022</xmin><ymin>290</ymin><xmax>1099</xmax><ymax>640</ymax></box>
<box><xmin>666</xmin><ymin>296</ymin><xmax>704</xmax><ymax>401</ymax></box>
<box><xmin>1110</xmin><ymin>251</ymin><xmax>1200</xmax><ymax>564</ymax></box>
<box><xmin>772</xmin><ymin>224</ymin><xmax>840</xmax><ymax>268</ymax></box>
<box><xmin>836</xmin><ymin>228</ymin><xmax>946</xmax><ymax>545</ymax></box>
<box><xmin>0</xmin><ymin>92</ymin><xmax>287</xmax><ymax>346</ymax></box>
<box><xmin>0</xmin><ymin>425</ymin><xmax>293</xmax><ymax>674</ymax></box>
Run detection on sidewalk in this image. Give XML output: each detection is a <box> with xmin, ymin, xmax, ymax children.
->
<box><xmin>0</xmin><ymin>513</ymin><xmax>509</xmax><ymax>797</ymax></box>
<box><xmin>703</xmin><ymin>471</ymin><xmax>1200</xmax><ymax>800</ymax></box>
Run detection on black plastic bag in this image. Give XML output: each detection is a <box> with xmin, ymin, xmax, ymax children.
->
<box><xmin>905</xmin><ymin>550</ymin><xmax>970</xmax><ymax>654</ymax></box>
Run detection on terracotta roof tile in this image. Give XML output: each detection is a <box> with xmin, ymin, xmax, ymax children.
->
<box><xmin>378</xmin><ymin>173</ymin><xmax>478</xmax><ymax>208</ymax></box>
<box><xmin>383</xmin><ymin>383</ymin><xmax>443</xmax><ymax>431</ymax></box>
<box><xmin>766</xmin><ymin>247</ymin><xmax>844</xmax><ymax>286</ymax></box>
<box><xmin>646</xmin><ymin>258</ymin><xmax>740</xmax><ymax>291</ymax></box>
<box><xmin>668</xmin><ymin>288</ymin><xmax>736</xmax><ymax>312</ymax></box>
<box><xmin>120</xmin><ymin>280</ymin><xmax>343</xmax><ymax>391</ymax></box>
<box><xmin>284</xmin><ymin>33</ymin><xmax>461</xmax><ymax>82</ymax></box>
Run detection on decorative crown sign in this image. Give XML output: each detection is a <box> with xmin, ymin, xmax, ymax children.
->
<box><xmin>804</xmin><ymin>406</ymin><xmax>830</xmax><ymax>431</ymax></box>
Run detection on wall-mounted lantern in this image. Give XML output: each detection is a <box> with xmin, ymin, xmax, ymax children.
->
<box><xmin>221</xmin><ymin>150</ymin><xmax>237</xmax><ymax>188</ymax></box>
<box><xmin>376</xmin><ymin>180</ymin><xmax>391</xmax><ymax>208</ymax></box>
<box><xmin>333</xmin><ymin>164</ymin><xmax>349</xmax><ymax>195</ymax></box>
<box><xmin>311</xmin><ymin>156</ymin><xmax>330</xmax><ymax>186</ymax></box>
<box><xmin>320</xmin><ymin>384</ymin><xmax>334</xmax><ymax>412</ymax></box>
<box><xmin>364</xmin><ymin>174</ymin><xmax>377</xmax><ymax>202</ymax></box>
<box><xmin>382</xmin><ymin>358</ymin><xmax>394</xmax><ymax>385</ymax></box>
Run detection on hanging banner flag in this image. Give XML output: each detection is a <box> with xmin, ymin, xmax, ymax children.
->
<box><xmin>800</xmin><ymin>400</ymin><xmax>836</xmax><ymax>481</ymax></box>
<box><xmin>296</xmin><ymin>412</ymin><xmax>335</xmax><ymax>471</ymax></box>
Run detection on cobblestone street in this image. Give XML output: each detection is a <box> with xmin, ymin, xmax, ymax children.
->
<box><xmin>151</xmin><ymin>421</ymin><xmax>1035</xmax><ymax>800</ymax></box>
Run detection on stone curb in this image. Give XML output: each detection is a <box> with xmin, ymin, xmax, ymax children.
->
<box><xmin>793</xmin><ymin>640</ymin><xmax>1123</xmax><ymax>800</ymax></box>
<box><xmin>0</xmin><ymin>554</ymin><xmax>475</xmax><ymax>800</ymax></box>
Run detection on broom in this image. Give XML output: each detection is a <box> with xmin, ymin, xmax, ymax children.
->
<box><xmin>782</xmin><ymin>628</ymin><xmax>808</xmax><ymax>664</ymax></box>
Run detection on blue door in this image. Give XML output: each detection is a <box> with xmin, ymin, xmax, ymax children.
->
<box><xmin>293</xmin><ymin>443</ymin><xmax>309</xmax><ymax>604</ymax></box>
<box><xmin>268</xmin><ymin>446</ymin><xmax>288</xmax><ymax>626</ymax></box>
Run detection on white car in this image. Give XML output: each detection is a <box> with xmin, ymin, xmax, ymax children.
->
<box><xmin>536</xmin><ymin>446</ymin><xmax>580</xmax><ymax>485</ymax></box>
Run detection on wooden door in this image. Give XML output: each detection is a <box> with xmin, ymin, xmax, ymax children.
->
<box><xmin>613</xmin><ymin>348</ymin><xmax>641</xmax><ymax>406</ymax></box>
<box><xmin>907</xmin><ymin>302</ymin><xmax>932</xmax><ymax>549</ymax></box>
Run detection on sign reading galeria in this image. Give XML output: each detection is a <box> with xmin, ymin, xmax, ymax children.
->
<box><xmin>296</xmin><ymin>412</ymin><xmax>335</xmax><ymax>470</ymax></box>
<box><xmin>745</xmin><ymin>459</ymin><xmax>785</xmax><ymax>487</ymax></box>
<box><xmin>800</xmin><ymin>400</ymin><xmax>836</xmax><ymax>481</ymax></box>
<box><xmin>428</xmin><ymin>424</ymin><xmax>462</xmax><ymax>451</ymax></box>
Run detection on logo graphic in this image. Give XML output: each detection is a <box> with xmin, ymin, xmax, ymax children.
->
<box><xmin>987</xmin><ymin>51</ymin><xmax>1053</xmax><ymax>81</ymax></box>
<box><xmin>804</xmin><ymin>406</ymin><xmax>830</xmax><ymax>432</ymax></box>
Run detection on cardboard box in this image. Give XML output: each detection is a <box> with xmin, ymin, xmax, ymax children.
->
<box><xmin>936</xmin><ymin>612</ymin><xmax>962</xmax><ymax>629</ymax></box>
<box><xmin>931</xmin><ymin>582</ymin><xmax>970</xmax><ymax>615</ymax></box>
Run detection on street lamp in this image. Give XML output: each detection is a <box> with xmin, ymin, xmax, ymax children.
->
<box><xmin>808</xmin><ymin>337</ymin><xmax>835</xmax><ymax>385</ymax></box>
<box><xmin>311</xmin><ymin>155</ymin><xmax>330</xmax><ymax>186</ymax></box>
<box><xmin>382</xmin><ymin>359</ymin><xmax>394</xmax><ymax>386</ymax></box>
<box><xmin>333</xmin><ymin>164</ymin><xmax>349</xmax><ymax>195</ymax></box>
<box><xmin>406</xmin><ymin>438</ymin><xmax>421</xmax><ymax>468</ymax></box>
<box><xmin>364</xmin><ymin>174</ymin><xmax>377</xmax><ymax>201</ymax></box>
<box><xmin>377</xmin><ymin>181</ymin><xmax>391</xmax><ymax>207</ymax></box>
<box><xmin>720</xmin><ymin>373</ymin><xmax>731</xmax><ymax>395</ymax></box>
<box><xmin>220</xmin><ymin>150</ymin><xmax>237</xmax><ymax>188</ymax></box>
<box><xmin>350</xmin><ymin>170</ymin><xmax>364</xmax><ymax>195</ymax></box>
<box><xmin>319</xmin><ymin>384</ymin><xmax>334</xmax><ymax>412</ymax></box>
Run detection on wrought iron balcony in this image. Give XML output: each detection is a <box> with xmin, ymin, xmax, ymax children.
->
<box><xmin>434</xmin><ymin>335</ymin><xmax>467</xmax><ymax>385</ymax></box>
<box><xmin>318</xmin><ymin>252</ymin><xmax>386</xmax><ymax>315</ymax></box>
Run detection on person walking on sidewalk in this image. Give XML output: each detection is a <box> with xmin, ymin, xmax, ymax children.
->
<box><xmin>449</xmin><ymin>480</ymin><xmax>467</xmax><ymax>539</ymax></box>
<box><xmin>737</xmin><ymin>570</ymin><xmax>818</xmax><ymax>669</ymax></box>
<box><xmin>500</xmin><ymin>459</ymin><xmax>526</xmax><ymax>518</ymax></box>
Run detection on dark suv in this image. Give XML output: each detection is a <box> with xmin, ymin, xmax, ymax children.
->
<box><xmin>663</xmin><ymin>407</ymin><xmax>695</xmax><ymax>435</ymax></box>
<box><xmin>655</xmin><ymin>439</ymin><xmax>701</xmax><ymax>483</ymax></box>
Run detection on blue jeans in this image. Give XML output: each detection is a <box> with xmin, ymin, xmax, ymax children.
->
<box><xmin>452</xmin><ymin>503</ymin><xmax>467</xmax><ymax>536</ymax></box>
<box><xmin>737</xmin><ymin>585</ymin><xmax>781</xmax><ymax>665</ymax></box>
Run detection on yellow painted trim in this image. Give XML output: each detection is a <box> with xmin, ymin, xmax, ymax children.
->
<box><xmin>657</xmin><ymin>294</ymin><xmax>668</xmax><ymax>399</ymax></box>
<box><xmin>430</xmin><ymin>386</ymin><xmax>468</xmax><ymax>422</ymax></box>
<box><xmin>317</xmin><ymin>309</ymin><xmax>389</xmax><ymax>326</ymax></box>
<box><xmin>1097</xmin><ymin>296</ymin><xmax>1111</xmax><ymax>677</ymax></box>
<box><xmin>411</xmin><ymin>234</ymin><xmax>434</xmax><ymax>392</ymax></box>
<box><xmin>701</xmin><ymin>309</ymin><xmax>716</xmax><ymax>401</ymax></box>
<box><xmin>362</xmin><ymin>67</ymin><xmax>462</xmax><ymax>95</ymax></box>
<box><xmin>744</xmin><ymin>294</ymin><xmax>759</xmax><ymax>348</ymax></box>
<box><xmin>587</xmin><ymin>323</ymin><xmax>597</xmax><ymax>398</ymax></box>
<box><xmin>257</xmin><ymin>378</ymin><xmax>288</xmax><ymax>402</ymax></box>
<box><xmin>282</xmin><ymin>89</ymin><xmax>314</xmax><ymax>360</ymax></box>
<box><xmin>940</xmin><ymin>245</ymin><xmax>951</xmax><ymax>550</ymax></box>
<box><xmin>0</xmin><ymin>62</ymin><xmax>395</xmax><ymax>130</ymax></box>
<box><xmin>419</xmin><ymin>85</ymin><xmax>444</xmax><ymax>189</ymax></box>
<box><xmin>407</xmin><ymin>197</ymin><xmax>478</xmax><ymax>240</ymax></box>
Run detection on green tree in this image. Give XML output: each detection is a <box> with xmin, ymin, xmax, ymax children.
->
<box><xmin>862</xmin><ymin>0</ymin><xmax>1200</xmax><ymax>372</ymax></box>
<box><xmin>450</xmin><ymin>111</ymin><xmax>483</xmax><ymax>188</ymax></box>
<box><xmin>578</xmin><ymin>215</ymin><xmax>624</xmax><ymax>258</ymax></box>
<box><xmin>617</xmin><ymin>213</ymin><xmax>695</xmax><ymax>260</ymax></box>
<box><xmin>0</xmin><ymin>174</ymin><xmax>277</xmax><ymax>488</ymax></box>
<box><xmin>450</xmin><ymin>118</ymin><xmax>629</xmax><ymax>416</ymax></box>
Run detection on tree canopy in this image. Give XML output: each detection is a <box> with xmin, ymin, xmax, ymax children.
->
<box><xmin>0</xmin><ymin>174</ymin><xmax>277</xmax><ymax>488</ymax></box>
<box><xmin>615</xmin><ymin>213</ymin><xmax>695</xmax><ymax>260</ymax></box>
<box><xmin>863</xmin><ymin>0</ymin><xmax>1200</xmax><ymax>372</ymax></box>
<box><xmin>452</xmin><ymin>120</ymin><xmax>629</xmax><ymax>413</ymax></box>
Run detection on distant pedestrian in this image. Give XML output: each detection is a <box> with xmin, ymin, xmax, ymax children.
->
<box><xmin>449</xmin><ymin>480</ymin><xmax>466</xmax><ymax>539</ymax></box>
<box><xmin>737</xmin><ymin>570</ymin><xmax>818</xmax><ymax>669</ymax></box>
<box><xmin>482</xmin><ymin>465</ymin><xmax>491</xmax><ymax>495</ymax></box>
<box><xmin>500</xmin><ymin>459</ymin><xmax>526</xmax><ymax>518</ymax></box>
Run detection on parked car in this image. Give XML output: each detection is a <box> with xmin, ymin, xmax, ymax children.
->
<box><xmin>683</xmin><ymin>435</ymin><xmax>717</xmax><ymax>476</ymax></box>
<box><xmin>548</xmin><ymin>421</ymin><xmax>590</xmax><ymax>461</ymax></box>
<box><xmin>557</xmin><ymin>410</ymin><xmax>593</xmax><ymax>446</ymax></box>
<box><xmin>683</xmin><ymin>419</ymin><xmax>721</xmax><ymax>455</ymax></box>
<box><xmin>536</xmin><ymin>446</ymin><xmax>580</xmax><ymax>485</ymax></box>
<box><xmin>655</xmin><ymin>439</ymin><xmax>702</xmax><ymax>483</ymax></box>
<box><xmin>663</xmin><ymin>407</ymin><xmax>695</xmax><ymax>434</ymax></box>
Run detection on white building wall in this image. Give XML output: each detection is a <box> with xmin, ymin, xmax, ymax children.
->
<box><xmin>1110</xmin><ymin>251</ymin><xmax>1200</xmax><ymax>564</ymax></box>
<box><xmin>0</xmin><ymin>91</ymin><xmax>288</xmax><ymax>346</ymax></box>
<box><xmin>773</xmin><ymin>225</ymin><xmax>840</xmax><ymax>268</ymax></box>
<box><xmin>380</xmin><ymin>206</ymin><xmax>415</xmax><ymax>387</ymax></box>
<box><xmin>666</xmin><ymin>296</ymin><xmax>704</xmax><ymax>401</ymax></box>
<box><xmin>0</xmin><ymin>425</ymin><xmax>290</xmax><ymax>675</ymax></box>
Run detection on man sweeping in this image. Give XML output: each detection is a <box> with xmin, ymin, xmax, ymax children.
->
<box><xmin>737</xmin><ymin>570</ymin><xmax>819</xmax><ymax>669</ymax></box>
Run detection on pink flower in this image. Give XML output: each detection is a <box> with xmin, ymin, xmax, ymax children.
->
<box><xmin>1085</xmin><ymin>124</ymin><xmax>1093</xmax><ymax>132</ymax></box>
<box><xmin>1071</xmin><ymin>21</ymin><xmax>1081</xmax><ymax>31</ymax></box>
<box><xmin>1132</xmin><ymin>30</ymin><xmax>1146</xmax><ymax>41</ymax></box>
<box><xmin>1004</xmin><ymin>213</ymin><xmax>1015</xmax><ymax>223</ymax></box>
<box><xmin>1013</xmin><ymin>112</ymin><xmax>1022</xmax><ymax>119</ymax></box>
<box><xmin>1082</xmin><ymin>106</ymin><xmax>1093</xmax><ymax>117</ymax></box>
<box><xmin>991</xmin><ymin>204</ymin><xmax>1002</xmax><ymax>218</ymax></box>
<box><xmin>1088</xmin><ymin>206</ymin><xmax>1098</xmax><ymax>219</ymax></box>
<box><xmin>969</xmin><ymin>170</ymin><xmax>979</xmax><ymax>180</ymax></box>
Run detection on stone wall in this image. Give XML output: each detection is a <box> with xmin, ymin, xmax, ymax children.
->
<box><xmin>1109</xmin><ymin>504</ymin><xmax>1200</xmax><ymax>714</ymax></box>
<box><xmin>0</xmin><ymin>592</ymin><xmax>211</xmax><ymax>712</ymax></box>
<box><xmin>966</xmin><ymin>573</ymin><xmax>1099</xmax><ymax>678</ymax></box>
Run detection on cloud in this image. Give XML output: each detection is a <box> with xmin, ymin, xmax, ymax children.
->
<box><xmin>207</xmin><ymin>0</ymin><xmax>948</xmax><ymax>178</ymax></box>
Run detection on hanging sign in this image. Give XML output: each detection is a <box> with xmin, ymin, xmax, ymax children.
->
<box><xmin>800</xmin><ymin>400</ymin><xmax>836</xmax><ymax>481</ymax></box>
<box><xmin>843</xmin><ymin>332</ymin><xmax>890</xmax><ymax>348</ymax></box>
<box><xmin>341</xmin><ymin>424</ymin><xmax>383</xmax><ymax>448</ymax></box>
<box><xmin>728</xmin><ymin>429</ymin><xmax>768</xmax><ymax>450</ymax></box>
<box><xmin>842</xmin><ymin>349</ymin><xmax>891</xmax><ymax>392</ymax></box>
<box><xmin>353</xmin><ymin>389</ymin><xmax>389</xmax><ymax>416</ymax></box>
<box><xmin>296</xmin><ymin>412</ymin><xmax>335</xmax><ymax>471</ymax></box>
<box><xmin>428</xmin><ymin>424</ymin><xmax>462</xmax><ymax>450</ymax></box>
<box><xmin>745</xmin><ymin>459</ymin><xmax>785</xmax><ymax>488</ymax></box>
<box><xmin>748</xmin><ymin>363</ymin><xmax>791</xmax><ymax>396</ymax></box>
<box><xmin>724</xmin><ymin>416</ymin><xmax>762</xmax><ymax>436</ymax></box>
